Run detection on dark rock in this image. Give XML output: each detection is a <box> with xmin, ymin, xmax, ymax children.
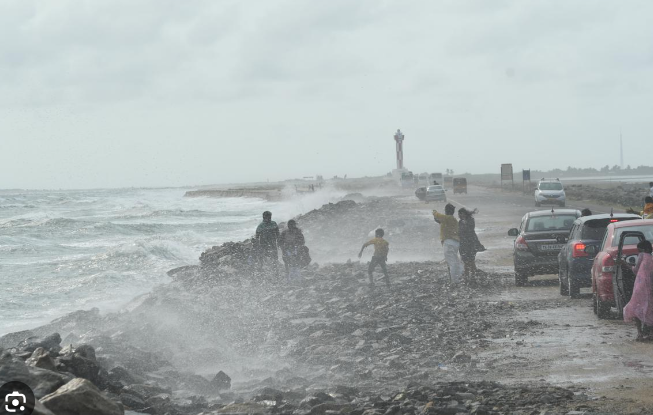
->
<box><xmin>19</xmin><ymin>333</ymin><xmax>62</xmax><ymax>354</ymax></box>
<box><xmin>122</xmin><ymin>383</ymin><xmax>171</xmax><ymax>400</ymax></box>
<box><xmin>108</xmin><ymin>366</ymin><xmax>138</xmax><ymax>385</ymax></box>
<box><xmin>120</xmin><ymin>392</ymin><xmax>147</xmax><ymax>410</ymax></box>
<box><xmin>0</xmin><ymin>330</ymin><xmax>35</xmax><ymax>349</ymax></box>
<box><xmin>210</xmin><ymin>370</ymin><xmax>231</xmax><ymax>391</ymax></box>
<box><xmin>25</xmin><ymin>347</ymin><xmax>57</xmax><ymax>371</ymax></box>
<box><xmin>41</xmin><ymin>378</ymin><xmax>123</xmax><ymax>415</ymax></box>
<box><xmin>56</xmin><ymin>352</ymin><xmax>107</xmax><ymax>388</ymax></box>
<box><xmin>75</xmin><ymin>344</ymin><xmax>97</xmax><ymax>361</ymax></box>
<box><xmin>0</xmin><ymin>360</ymin><xmax>73</xmax><ymax>398</ymax></box>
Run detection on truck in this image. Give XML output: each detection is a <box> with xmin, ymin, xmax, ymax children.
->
<box><xmin>429</xmin><ymin>172</ymin><xmax>443</xmax><ymax>185</ymax></box>
<box><xmin>400</xmin><ymin>171</ymin><xmax>415</xmax><ymax>188</ymax></box>
<box><xmin>418</xmin><ymin>173</ymin><xmax>429</xmax><ymax>186</ymax></box>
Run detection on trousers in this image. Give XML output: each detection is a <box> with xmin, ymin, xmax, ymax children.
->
<box><xmin>443</xmin><ymin>239</ymin><xmax>463</xmax><ymax>283</ymax></box>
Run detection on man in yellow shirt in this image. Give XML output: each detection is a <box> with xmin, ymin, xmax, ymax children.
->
<box><xmin>433</xmin><ymin>203</ymin><xmax>463</xmax><ymax>283</ymax></box>
<box><xmin>358</xmin><ymin>228</ymin><xmax>390</xmax><ymax>287</ymax></box>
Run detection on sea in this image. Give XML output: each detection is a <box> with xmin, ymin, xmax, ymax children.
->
<box><xmin>0</xmin><ymin>187</ymin><xmax>342</xmax><ymax>336</ymax></box>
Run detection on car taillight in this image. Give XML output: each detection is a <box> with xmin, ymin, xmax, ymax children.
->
<box><xmin>572</xmin><ymin>242</ymin><xmax>588</xmax><ymax>257</ymax></box>
<box><xmin>610</xmin><ymin>219</ymin><xmax>618</xmax><ymax>223</ymax></box>
<box><xmin>515</xmin><ymin>236</ymin><xmax>529</xmax><ymax>251</ymax></box>
<box><xmin>601</xmin><ymin>255</ymin><xmax>615</xmax><ymax>273</ymax></box>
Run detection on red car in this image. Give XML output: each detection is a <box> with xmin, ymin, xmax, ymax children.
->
<box><xmin>590</xmin><ymin>220</ymin><xmax>653</xmax><ymax>318</ymax></box>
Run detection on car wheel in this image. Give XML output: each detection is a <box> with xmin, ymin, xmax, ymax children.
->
<box><xmin>515</xmin><ymin>271</ymin><xmax>527</xmax><ymax>287</ymax></box>
<box><xmin>595</xmin><ymin>293</ymin><xmax>610</xmax><ymax>319</ymax></box>
<box><xmin>567</xmin><ymin>271</ymin><xmax>580</xmax><ymax>298</ymax></box>
<box><xmin>559</xmin><ymin>268</ymin><xmax>569</xmax><ymax>296</ymax></box>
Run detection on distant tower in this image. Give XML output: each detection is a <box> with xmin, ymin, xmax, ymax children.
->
<box><xmin>394</xmin><ymin>129</ymin><xmax>404</xmax><ymax>170</ymax></box>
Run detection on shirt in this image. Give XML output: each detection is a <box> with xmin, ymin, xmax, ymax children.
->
<box><xmin>363</xmin><ymin>237</ymin><xmax>389</xmax><ymax>258</ymax></box>
<box><xmin>255</xmin><ymin>220</ymin><xmax>280</xmax><ymax>249</ymax></box>
<box><xmin>433</xmin><ymin>211</ymin><xmax>459</xmax><ymax>242</ymax></box>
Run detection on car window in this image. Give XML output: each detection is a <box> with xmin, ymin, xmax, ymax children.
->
<box><xmin>582</xmin><ymin>218</ymin><xmax>638</xmax><ymax>241</ymax></box>
<box><xmin>612</xmin><ymin>225</ymin><xmax>653</xmax><ymax>246</ymax></box>
<box><xmin>538</xmin><ymin>183</ymin><xmax>563</xmax><ymax>191</ymax></box>
<box><xmin>526</xmin><ymin>215</ymin><xmax>577</xmax><ymax>232</ymax></box>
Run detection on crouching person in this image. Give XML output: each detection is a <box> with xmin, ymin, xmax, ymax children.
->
<box><xmin>358</xmin><ymin>228</ymin><xmax>390</xmax><ymax>287</ymax></box>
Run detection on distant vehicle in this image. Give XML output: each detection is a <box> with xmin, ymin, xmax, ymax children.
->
<box><xmin>415</xmin><ymin>187</ymin><xmax>426</xmax><ymax>201</ymax></box>
<box><xmin>453</xmin><ymin>178</ymin><xmax>467</xmax><ymax>194</ymax></box>
<box><xmin>400</xmin><ymin>171</ymin><xmax>414</xmax><ymax>188</ymax></box>
<box><xmin>557</xmin><ymin>214</ymin><xmax>640</xmax><ymax>298</ymax></box>
<box><xmin>429</xmin><ymin>172</ymin><xmax>443</xmax><ymax>185</ymax></box>
<box><xmin>508</xmin><ymin>209</ymin><xmax>581</xmax><ymax>286</ymax></box>
<box><xmin>589</xmin><ymin>220</ymin><xmax>653</xmax><ymax>318</ymax></box>
<box><xmin>425</xmin><ymin>185</ymin><xmax>447</xmax><ymax>202</ymax></box>
<box><xmin>444</xmin><ymin>176</ymin><xmax>453</xmax><ymax>187</ymax></box>
<box><xmin>534</xmin><ymin>178</ymin><xmax>566</xmax><ymax>207</ymax></box>
<box><xmin>418</xmin><ymin>173</ymin><xmax>429</xmax><ymax>186</ymax></box>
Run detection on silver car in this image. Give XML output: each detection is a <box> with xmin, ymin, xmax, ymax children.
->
<box><xmin>534</xmin><ymin>179</ymin><xmax>566</xmax><ymax>207</ymax></box>
<box><xmin>425</xmin><ymin>185</ymin><xmax>447</xmax><ymax>202</ymax></box>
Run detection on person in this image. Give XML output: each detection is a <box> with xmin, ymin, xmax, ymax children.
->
<box><xmin>642</xmin><ymin>197</ymin><xmax>653</xmax><ymax>219</ymax></box>
<box><xmin>433</xmin><ymin>203</ymin><xmax>463</xmax><ymax>283</ymax></box>
<box><xmin>623</xmin><ymin>240</ymin><xmax>653</xmax><ymax>341</ymax></box>
<box><xmin>255</xmin><ymin>211</ymin><xmax>280</xmax><ymax>274</ymax></box>
<box><xmin>358</xmin><ymin>228</ymin><xmax>390</xmax><ymax>287</ymax></box>
<box><xmin>581</xmin><ymin>208</ymin><xmax>592</xmax><ymax>217</ymax></box>
<box><xmin>278</xmin><ymin>219</ymin><xmax>305</xmax><ymax>282</ymax></box>
<box><xmin>458</xmin><ymin>208</ymin><xmax>484</xmax><ymax>281</ymax></box>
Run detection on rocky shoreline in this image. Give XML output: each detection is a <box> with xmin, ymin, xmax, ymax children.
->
<box><xmin>0</xmin><ymin>196</ymin><xmax>628</xmax><ymax>414</ymax></box>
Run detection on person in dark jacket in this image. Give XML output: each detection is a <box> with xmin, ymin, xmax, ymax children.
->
<box><xmin>255</xmin><ymin>211</ymin><xmax>280</xmax><ymax>274</ymax></box>
<box><xmin>279</xmin><ymin>219</ymin><xmax>306</xmax><ymax>282</ymax></box>
<box><xmin>458</xmin><ymin>208</ymin><xmax>484</xmax><ymax>281</ymax></box>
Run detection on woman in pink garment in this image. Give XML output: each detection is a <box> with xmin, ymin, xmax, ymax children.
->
<box><xmin>623</xmin><ymin>240</ymin><xmax>653</xmax><ymax>341</ymax></box>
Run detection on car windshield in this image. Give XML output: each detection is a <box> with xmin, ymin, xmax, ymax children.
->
<box><xmin>582</xmin><ymin>218</ymin><xmax>638</xmax><ymax>240</ymax></box>
<box><xmin>612</xmin><ymin>225</ymin><xmax>653</xmax><ymax>246</ymax></box>
<box><xmin>526</xmin><ymin>215</ymin><xmax>576</xmax><ymax>231</ymax></box>
<box><xmin>539</xmin><ymin>182</ymin><xmax>563</xmax><ymax>191</ymax></box>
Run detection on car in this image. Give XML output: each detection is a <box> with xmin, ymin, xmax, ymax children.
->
<box><xmin>557</xmin><ymin>213</ymin><xmax>641</xmax><ymax>298</ymax></box>
<box><xmin>425</xmin><ymin>185</ymin><xmax>447</xmax><ymax>202</ymax></box>
<box><xmin>415</xmin><ymin>187</ymin><xmax>426</xmax><ymax>201</ymax></box>
<box><xmin>508</xmin><ymin>209</ymin><xmax>581</xmax><ymax>286</ymax></box>
<box><xmin>534</xmin><ymin>178</ymin><xmax>566</xmax><ymax>207</ymax></box>
<box><xmin>589</xmin><ymin>220</ymin><xmax>653</xmax><ymax>318</ymax></box>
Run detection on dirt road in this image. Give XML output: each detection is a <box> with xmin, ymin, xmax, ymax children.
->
<box><xmin>414</xmin><ymin>185</ymin><xmax>653</xmax><ymax>411</ymax></box>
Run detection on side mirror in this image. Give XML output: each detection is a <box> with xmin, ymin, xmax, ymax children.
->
<box><xmin>508</xmin><ymin>228</ymin><xmax>519</xmax><ymax>237</ymax></box>
<box><xmin>584</xmin><ymin>245</ymin><xmax>598</xmax><ymax>256</ymax></box>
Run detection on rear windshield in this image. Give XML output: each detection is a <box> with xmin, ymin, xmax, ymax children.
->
<box><xmin>428</xmin><ymin>186</ymin><xmax>443</xmax><ymax>191</ymax></box>
<box><xmin>526</xmin><ymin>215</ymin><xmax>576</xmax><ymax>231</ymax></box>
<box><xmin>612</xmin><ymin>225</ymin><xmax>653</xmax><ymax>246</ymax></box>
<box><xmin>539</xmin><ymin>182</ymin><xmax>563</xmax><ymax>191</ymax></box>
<box><xmin>582</xmin><ymin>218</ymin><xmax>638</xmax><ymax>240</ymax></box>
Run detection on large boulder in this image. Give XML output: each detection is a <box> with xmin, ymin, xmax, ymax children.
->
<box><xmin>0</xmin><ymin>360</ymin><xmax>73</xmax><ymax>398</ymax></box>
<box><xmin>25</xmin><ymin>347</ymin><xmax>57</xmax><ymax>371</ymax></box>
<box><xmin>0</xmin><ymin>330</ymin><xmax>35</xmax><ymax>349</ymax></box>
<box><xmin>41</xmin><ymin>378</ymin><xmax>123</xmax><ymax>415</ymax></box>
<box><xmin>16</xmin><ymin>333</ymin><xmax>62</xmax><ymax>354</ymax></box>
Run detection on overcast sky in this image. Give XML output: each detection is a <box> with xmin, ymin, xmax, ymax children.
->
<box><xmin>1</xmin><ymin>1</ymin><xmax>652</xmax><ymax>189</ymax></box>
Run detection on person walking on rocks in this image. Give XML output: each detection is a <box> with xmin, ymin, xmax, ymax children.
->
<box><xmin>279</xmin><ymin>219</ymin><xmax>306</xmax><ymax>282</ymax></box>
<box><xmin>623</xmin><ymin>240</ymin><xmax>653</xmax><ymax>341</ymax></box>
<box><xmin>458</xmin><ymin>208</ymin><xmax>485</xmax><ymax>282</ymax></box>
<box><xmin>255</xmin><ymin>211</ymin><xmax>280</xmax><ymax>275</ymax></box>
<box><xmin>358</xmin><ymin>228</ymin><xmax>390</xmax><ymax>287</ymax></box>
<box><xmin>433</xmin><ymin>204</ymin><xmax>463</xmax><ymax>283</ymax></box>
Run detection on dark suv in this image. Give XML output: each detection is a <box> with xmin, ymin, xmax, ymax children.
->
<box><xmin>557</xmin><ymin>214</ymin><xmax>640</xmax><ymax>298</ymax></box>
<box><xmin>508</xmin><ymin>209</ymin><xmax>581</xmax><ymax>286</ymax></box>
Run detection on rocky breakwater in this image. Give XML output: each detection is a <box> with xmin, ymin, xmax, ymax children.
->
<box><xmin>0</xmin><ymin>198</ymin><xmax>615</xmax><ymax>414</ymax></box>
